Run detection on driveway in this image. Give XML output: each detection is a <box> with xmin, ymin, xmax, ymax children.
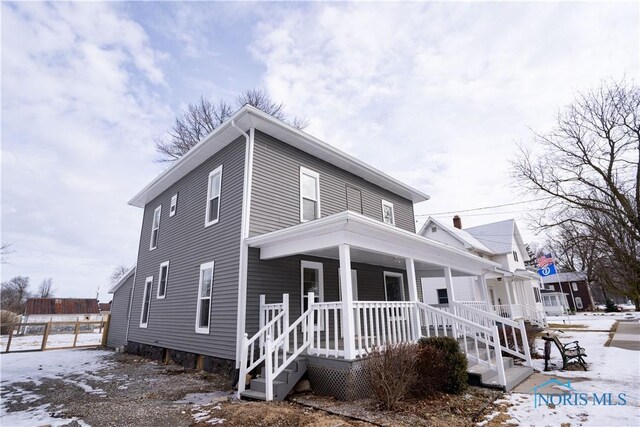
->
<box><xmin>609</xmin><ymin>320</ymin><xmax>640</xmax><ymax>351</ymax></box>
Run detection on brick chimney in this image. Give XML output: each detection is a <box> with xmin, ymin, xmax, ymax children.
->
<box><xmin>453</xmin><ymin>215</ymin><xmax>462</xmax><ymax>229</ymax></box>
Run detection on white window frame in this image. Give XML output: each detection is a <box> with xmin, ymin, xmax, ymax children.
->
<box><xmin>195</xmin><ymin>261</ymin><xmax>215</xmax><ymax>334</ymax></box>
<box><xmin>381</xmin><ymin>200</ymin><xmax>395</xmax><ymax>225</ymax></box>
<box><xmin>575</xmin><ymin>296</ymin><xmax>583</xmax><ymax>309</ymax></box>
<box><xmin>150</xmin><ymin>205</ymin><xmax>161</xmax><ymax>250</ymax></box>
<box><xmin>140</xmin><ymin>276</ymin><xmax>153</xmax><ymax>328</ymax></box>
<box><xmin>572</xmin><ymin>282</ymin><xmax>578</xmax><ymax>291</ymax></box>
<box><xmin>436</xmin><ymin>288</ymin><xmax>449</xmax><ymax>304</ymax></box>
<box><xmin>157</xmin><ymin>261</ymin><xmax>169</xmax><ymax>299</ymax></box>
<box><xmin>205</xmin><ymin>166</ymin><xmax>223</xmax><ymax>227</ymax></box>
<box><xmin>383</xmin><ymin>271</ymin><xmax>405</xmax><ymax>301</ymax></box>
<box><xmin>512</xmin><ymin>251</ymin><xmax>519</xmax><ymax>262</ymax></box>
<box><xmin>301</xmin><ymin>260</ymin><xmax>324</xmax><ymax>331</ymax></box>
<box><xmin>299</xmin><ymin>167</ymin><xmax>321</xmax><ymax>222</ymax></box>
<box><xmin>170</xmin><ymin>194</ymin><xmax>178</xmax><ymax>217</ymax></box>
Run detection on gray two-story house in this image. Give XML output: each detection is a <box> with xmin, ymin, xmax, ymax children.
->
<box><xmin>109</xmin><ymin>106</ymin><xmax>535</xmax><ymax>401</ymax></box>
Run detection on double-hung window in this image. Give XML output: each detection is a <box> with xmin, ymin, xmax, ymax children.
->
<box><xmin>170</xmin><ymin>194</ymin><xmax>178</xmax><ymax>217</ymax></box>
<box><xmin>381</xmin><ymin>200</ymin><xmax>395</xmax><ymax>225</ymax></box>
<box><xmin>157</xmin><ymin>261</ymin><xmax>169</xmax><ymax>299</ymax></box>
<box><xmin>150</xmin><ymin>206</ymin><xmax>161</xmax><ymax>250</ymax></box>
<box><xmin>205</xmin><ymin>166</ymin><xmax>223</xmax><ymax>227</ymax></box>
<box><xmin>300</xmin><ymin>167</ymin><xmax>320</xmax><ymax>222</ymax></box>
<box><xmin>140</xmin><ymin>276</ymin><xmax>153</xmax><ymax>327</ymax></box>
<box><xmin>195</xmin><ymin>262</ymin><xmax>214</xmax><ymax>334</ymax></box>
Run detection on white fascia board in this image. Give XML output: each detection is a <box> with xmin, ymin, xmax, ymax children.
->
<box><xmin>108</xmin><ymin>266</ymin><xmax>136</xmax><ymax>294</ymax></box>
<box><xmin>129</xmin><ymin>106</ymin><xmax>429</xmax><ymax>208</ymax></box>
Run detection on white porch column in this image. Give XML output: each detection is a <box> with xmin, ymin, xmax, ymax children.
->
<box><xmin>480</xmin><ymin>274</ymin><xmax>491</xmax><ymax>309</ymax></box>
<box><xmin>339</xmin><ymin>244</ymin><xmax>356</xmax><ymax>359</ymax></box>
<box><xmin>504</xmin><ymin>278</ymin><xmax>513</xmax><ymax>306</ymax></box>
<box><xmin>405</xmin><ymin>258</ymin><xmax>422</xmax><ymax>340</ymax></box>
<box><xmin>444</xmin><ymin>267</ymin><xmax>455</xmax><ymax>303</ymax></box>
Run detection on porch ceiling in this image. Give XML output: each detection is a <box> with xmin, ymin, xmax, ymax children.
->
<box><xmin>246</xmin><ymin>211</ymin><xmax>501</xmax><ymax>276</ymax></box>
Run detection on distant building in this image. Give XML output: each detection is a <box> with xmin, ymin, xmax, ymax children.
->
<box><xmin>23</xmin><ymin>298</ymin><xmax>102</xmax><ymax>323</ymax></box>
<box><xmin>541</xmin><ymin>272</ymin><xmax>595</xmax><ymax>312</ymax></box>
<box><xmin>98</xmin><ymin>302</ymin><xmax>112</xmax><ymax>315</ymax></box>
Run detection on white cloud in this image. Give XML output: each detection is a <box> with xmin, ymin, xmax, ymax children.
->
<box><xmin>1</xmin><ymin>2</ymin><xmax>171</xmax><ymax>299</ymax></box>
<box><xmin>250</xmin><ymin>2</ymin><xmax>639</xmax><ymax>241</ymax></box>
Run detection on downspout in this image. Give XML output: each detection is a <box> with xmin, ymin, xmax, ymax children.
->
<box><xmin>232</xmin><ymin>120</ymin><xmax>254</xmax><ymax>384</ymax></box>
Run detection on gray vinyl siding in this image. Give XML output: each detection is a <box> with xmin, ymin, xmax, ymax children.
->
<box><xmin>127</xmin><ymin>137</ymin><xmax>245</xmax><ymax>361</ymax></box>
<box><xmin>107</xmin><ymin>274</ymin><xmax>134</xmax><ymax>348</ymax></box>
<box><xmin>245</xmin><ymin>248</ymin><xmax>407</xmax><ymax>337</ymax></box>
<box><xmin>250</xmin><ymin>131</ymin><xmax>416</xmax><ymax>236</ymax></box>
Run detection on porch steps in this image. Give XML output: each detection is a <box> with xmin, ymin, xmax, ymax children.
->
<box><xmin>240</xmin><ymin>358</ymin><xmax>308</xmax><ymax>401</ymax></box>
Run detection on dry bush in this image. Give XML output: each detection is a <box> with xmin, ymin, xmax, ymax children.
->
<box><xmin>364</xmin><ymin>343</ymin><xmax>419</xmax><ymax>411</ymax></box>
<box><xmin>0</xmin><ymin>310</ymin><xmax>20</xmax><ymax>334</ymax></box>
<box><xmin>417</xmin><ymin>336</ymin><xmax>468</xmax><ymax>395</ymax></box>
<box><xmin>413</xmin><ymin>344</ymin><xmax>448</xmax><ymax>398</ymax></box>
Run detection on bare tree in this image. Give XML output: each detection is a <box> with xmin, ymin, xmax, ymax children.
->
<box><xmin>37</xmin><ymin>278</ymin><xmax>55</xmax><ymax>298</ymax></box>
<box><xmin>1</xmin><ymin>276</ymin><xmax>31</xmax><ymax>314</ymax></box>
<box><xmin>155</xmin><ymin>89</ymin><xmax>307</xmax><ymax>162</ymax></box>
<box><xmin>513</xmin><ymin>80</ymin><xmax>639</xmax><ymax>309</ymax></box>
<box><xmin>1</xmin><ymin>242</ymin><xmax>14</xmax><ymax>264</ymax></box>
<box><xmin>109</xmin><ymin>265</ymin><xmax>130</xmax><ymax>287</ymax></box>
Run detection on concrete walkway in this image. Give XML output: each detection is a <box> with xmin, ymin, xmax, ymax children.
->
<box><xmin>609</xmin><ymin>320</ymin><xmax>640</xmax><ymax>351</ymax></box>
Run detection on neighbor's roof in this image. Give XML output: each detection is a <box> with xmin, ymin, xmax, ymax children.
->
<box><xmin>418</xmin><ymin>217</ymin><xmax>494</xmax><ymax>255</ymax></box>
<box><xmin>108</xmin><ymin>266</ymin><xmax>136</xmax><ymax>294</ymax></box>
<box><xmin>98</xmin><ymin>302</ymin><xmax>112</xmax><ymax>312</ymax></box>
<box><xmin>464</xmin><ymin>219</ymin><xmax>528</xmax><ymax>257</ymax></box>
<box><xmin>129</xmin><ymin>105</ymin><xmax>430</xmax><ymax>208</ymax></box>
<box><xmin>25</xmin><ymin>298</ymin><xmax>100</xmax><ymax>316</ymax></box>
<box><xmin>541</xmin><ymin>271</ymin><xmax>588</xmax><ymax>284</ymax></box>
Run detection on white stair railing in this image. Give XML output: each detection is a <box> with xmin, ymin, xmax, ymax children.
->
<box><xmin>451</xmin><ymin>302</ymin><xmax>531</xmax><ymax>367</ymax></box>
<box><xmin>416</xmin><ymin>301</ymin><xmax>506</xmax><ymax>387</ymax></box>
<box><xmin>238</xmin><ymin>294</ymin><xmax>289</xmax><ymax>396</ymax></box>
<box><xmin>457</xmin><ymin>300</ymin><xmax>490</xmax><ymax>312</ymax></box>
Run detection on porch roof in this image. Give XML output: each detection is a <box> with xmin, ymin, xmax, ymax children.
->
<box><xmin>246</xmin><ymin>211</ymin><xmax>501</xmax><ymax>276</ymax></box>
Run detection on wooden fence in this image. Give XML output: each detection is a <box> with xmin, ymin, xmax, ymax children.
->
<box><xmin>1</xmin><ymin>315</ymin><xmax>110</xmax><ymax>353</ymax></box>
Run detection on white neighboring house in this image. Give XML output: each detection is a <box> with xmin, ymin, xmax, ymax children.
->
<box><xmin>22</xmin><ymin>298</ymin><xmax>102</xmax><ymax>324</ymax></box>
<box><xmin>419</xmin><ymin>216</ymin><xmax>546</xmax><ymax>327</ymax></box>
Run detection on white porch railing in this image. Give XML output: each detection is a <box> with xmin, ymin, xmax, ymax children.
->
<box><xmin>259</xmin><ymin>294</ymin><xmax>289</xmax><ymax>353</ymax></box>
<box><xmin>353</xmin><ymin>301</ymin><xmax>418</xmax><ymax>357</ymax></box>
<box><xmin>457</xmin><ymin>300</ymin><xmax>490</xmax><ymax>312</ymax></box>
<box><xmin>452</xmin><ymin>302</ymin><xmax>532</xmax><ymax>366</ymax></box>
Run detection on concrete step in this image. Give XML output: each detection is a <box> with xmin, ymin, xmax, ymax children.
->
<box><xmin>243</xmin><ymin>357</ymin><xmax>308</xmax><ymax>401</ymax></box>
<box><xmin>239</xmin><ymin>389</ymin><xmax>266</xmax><ymax>401</ymax></box>
<box><xmin>467</xmin><ymin>362</ymin><xmax>534</xmax><ymax>391</ymax></box>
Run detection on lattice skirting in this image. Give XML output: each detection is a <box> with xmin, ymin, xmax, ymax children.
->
<box><xmin>307</xmin><ymin>359</ymin><xmax>370</xmax><ymax>401</ymax></box>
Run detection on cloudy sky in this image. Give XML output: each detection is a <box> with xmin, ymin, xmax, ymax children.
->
<box><xmin>1</xmin><ymin>2</ymin><xmax>638</xmax><ymax>300</ymax></box>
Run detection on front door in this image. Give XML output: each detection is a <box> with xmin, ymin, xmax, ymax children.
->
<box><xmin>384</xmin><ymin>272</ymin><xmax>405</xmax><ymax>301</ymax></box>
<box><xmin>301</xmin><ymin>261</ymin><xmax>324</xmax><ymax>331</ymax></box>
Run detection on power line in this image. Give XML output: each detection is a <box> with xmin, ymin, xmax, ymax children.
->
<box><xmin>415</xmin><ymin>197</ymin><xmax>552</xmax><ymax>217</ymax></box>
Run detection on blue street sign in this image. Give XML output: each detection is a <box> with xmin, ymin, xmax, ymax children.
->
<box><xmin>538</xmin><ymin>263</ymin><xmax>557</xmax><ymax>277</ymax></box>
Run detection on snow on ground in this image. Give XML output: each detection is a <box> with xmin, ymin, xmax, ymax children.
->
<box><xmin>546</xmin><ymin>312</ymin><xmax>632</xmax><ymax>331</ymax></box>
<box><xmin>1</xmin><ymin>349</ymin><xmax>112</xmax><ymax>426</ymax></box>
<box><xmin>478</xmin><ymin>317</ymin><xmax>640</xmax><ymax>426</ymax></box>
<box><xmin>1</xmin><ymin>332</ymin><xmax>104</xmax><ymax>352</ymax></box>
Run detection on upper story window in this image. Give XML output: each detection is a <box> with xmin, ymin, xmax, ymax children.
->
<box><xmin>572</xmin><ymin>282</ymin><xmax>578</xmax><ymax>291</ymax></box>
<box><xmin>157</xmin><ymin>261</ymin><xmax>169</xmax><ymax>299</ymax></box>
<box><xmin>195</xmin><ymin>261</ymin><xmax>214</xmax><ymax>334</ymax></box>
<box><xmin>150</xmin><ymin>206</ymin><xmax>161</xmax><ymax>250</ymax></box>
<box><xmin>300</xmin><ymin>167</ymin><xmax>320</xmax><ymax>222</ymax></box>
<box><xmin>381</xmin><ymin>200</ymin><xmax>395</xmax><ymax>225</ymax></box>
<box><xmin>512</xmin><ymin>251</ymin><xmax>519</xmax><ymax>262</ymax></box>
<box><xmin>205</xmin><ymin>166</ymin><xmax>223</xmax><ymax>227</ymax></box>
<box><xmin>170</xmin><ymin>194</ymin><xmax>178</xmax><ymax>217</ymax></box>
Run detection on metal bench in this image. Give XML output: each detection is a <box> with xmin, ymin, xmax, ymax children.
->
<box><xmin>542</xmin><ymin>333</ymin><xmax>587</xmax><ymax>370</ymax></box>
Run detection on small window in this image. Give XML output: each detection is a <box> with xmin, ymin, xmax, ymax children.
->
<box><xmin>512</xmin><ymin>251</ymin><xmax>519</xmax><ymax>262</ymax></box>
<box><xmin>195</xmin><ymin>262</ymin><xmax>214</xmax><ymax>334</ymax></box>
<box><xmin>140</xmin><ymin>276</ymin><xmax>153</xmax><ymax>327</ymax></box>
<box><xmin>575</xmin><ymin>296</ymin><xmax>583</xmax><ymax>309</ymax></box>
<box><xmin>150</xmin><ymin>206</ymin><xmax>161</xmax><ymax>250</ymax></box>
<box><xmin>572</xmin><ymin>282</ymin><xmax>578</xmax><ymax>291</ymax></box>
<box><xmin>381</xmin><ymin>200</ymin><xmax>395</xmax><ymax>225</ymax></box>
<box><xmin>170</xmin><ymin>194</ymin><xmax>178</xmax><ymax>217</ymax></box>
<box><xmin>300</xmin><ymin>167</ymin><xmax>320</xmax><ymax>222</ymax></box>
<box><xmin>431</xmin><ymin>226</ymin><xmax>437</xmax><ymax>233</ymax></box>
<box><xmin>157</xmin><ymin>261</ymin><xmax>169</xmax><ymax>299</ymax></box>
<box><xmin>437</xmin><ymin>288</ymin><xmax>449</xmax><ymax>304</ymax></box>
<box><xmin>205</xmin><ymin>166</ymin><xmax>223</xmax><ymax>227</ymax></box>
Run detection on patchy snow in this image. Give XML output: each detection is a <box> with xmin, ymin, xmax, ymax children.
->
<box><xmin>1</xmin><ymin>332</ymin><xmax>104</xmax><ymax>352</ymax></box>
<box><xmin>479</xmin><ymin>321</ymin><xmax>640</xmax><ymax>426</ymax></box>
<box><xmin>546</xmin><ymin>313</ymin><xmax>628</xmax><ymax>331</ymax></box>
<box><xmin>1</xmin><ymin>349</ymin><xmax>112</xmax><ymax>426</ymax></box>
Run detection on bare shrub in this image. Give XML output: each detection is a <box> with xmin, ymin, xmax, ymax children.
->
<box><xmin>0</xmin><ymin>310</ymin><xmax>20</xmax><ymax>334</ymax></box>
<box><xmin>364</xmin><ymin>343</ymin><xmax>419</xmax><ymax>410</ymax></box>
<box><xmin>413</xmin><ymin>344</ymin><xmax>448</xmax><ymax>398</ymax></box>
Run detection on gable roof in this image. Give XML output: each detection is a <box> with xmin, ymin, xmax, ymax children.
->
<box><xmin>465</xmin><ymin>219</ymin><xmax>525</xmax><ymax>255</ymax></box>
<box><xmin>129</xmin><ymin>105</ymin><xmax>430</xmax><ymax>208</ymax></box>
<box><xmin>418</xmin><ymin>217</ymin><xmax>494</xmax><ymax>255</ymax></box>
<box><xmin>108</xmin><ymin>266</ymin><xmax>136</xmax><ymax>294</ymax></box>
<box><xmin>541</xmin><ymin>271</ymin><xmax>588</xmax><ymax>284</ymax></box>
<box><xmin>25</xmin><ymin>298</ymin><xmax>100</xmax><ymax>315</ymax></box>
